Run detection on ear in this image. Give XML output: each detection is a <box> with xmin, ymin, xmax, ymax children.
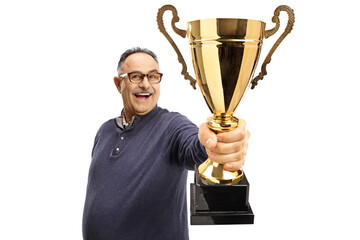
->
<box><xmin>114</xmin><ymin>76</ymin><xmax>122</xmax><ymax>94</ymax></box>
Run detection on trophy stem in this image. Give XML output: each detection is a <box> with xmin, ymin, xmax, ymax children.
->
<box><xmin>198</xmin><ymin>159</ymin><xmax>243</xmax><ymax>185</ymax></box>
<box><xmin>198</xmin><ymin>114</ymin><xmax>243</xmax><ymax>185</ymax></box>
<box><xmin>206</xmin><ymin>113</ymin><xmax>239</xmax><ymax>133</ymax></box>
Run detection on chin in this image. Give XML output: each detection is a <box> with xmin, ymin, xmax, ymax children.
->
<box><xmin>135</xmin><ymin>105</ymin><xmax>155</xmax><ymax>115</ymax></box>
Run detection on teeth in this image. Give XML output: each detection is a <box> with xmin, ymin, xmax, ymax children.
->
<box><xmin>136</xmin><ymin>93</ymin><xmax>151</xmax><ymax>96</ymax></box>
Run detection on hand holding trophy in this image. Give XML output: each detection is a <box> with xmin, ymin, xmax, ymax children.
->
<box><xmin>157</xmin><ymin>4</ymin><xmax>294</xmax><ymax>224</ymax></box>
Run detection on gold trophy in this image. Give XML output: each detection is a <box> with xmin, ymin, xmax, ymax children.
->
<box><xmin>157</xmin><ymin>5</ymin><xmax>294</xmax><ymax>224</ymax></box>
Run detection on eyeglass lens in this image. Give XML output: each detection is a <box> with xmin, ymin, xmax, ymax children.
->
<box><xmin>129</xmin><ymin>72</ymin><xmax>162</xmax><ymax>83</ymax></box>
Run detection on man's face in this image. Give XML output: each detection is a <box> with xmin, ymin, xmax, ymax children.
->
<box><xmin>114</xmin><ymin>53</ymin><xmax>160</xmax><ymax>121</ymax></box>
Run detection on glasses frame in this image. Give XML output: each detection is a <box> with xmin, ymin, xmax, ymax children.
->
<box><xmin>119</xmin><ymin>71</ymin><xmax>163</xmax><ymax>84</ymax></box>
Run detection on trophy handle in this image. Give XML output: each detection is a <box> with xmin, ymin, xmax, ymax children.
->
<box><xmin>157</xmin><ymin>4</ymin><xmax>197</xmax><ymax>89</ymax></box>
<box><xmin>250</xmin><ymin>5</ymin><xmax>295</xmax><ymax>89</ymax></box>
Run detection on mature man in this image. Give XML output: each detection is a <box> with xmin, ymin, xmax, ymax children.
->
<box><xmin>83</xmin><ymin>47</ymin><xmax>249</xmax><ymax>240</ymax></box>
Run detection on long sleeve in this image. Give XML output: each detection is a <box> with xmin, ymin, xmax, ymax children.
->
<box><xmin>166</xmin><ymin>114</ymin><xmax>208</xmax><ymax>170</ymax></box>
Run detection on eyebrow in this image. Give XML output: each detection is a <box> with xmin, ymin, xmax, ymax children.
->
<box><xmin>131</xmin><ymin>69</ymin><xmax>159</xmax><ymax>74</ymax></box>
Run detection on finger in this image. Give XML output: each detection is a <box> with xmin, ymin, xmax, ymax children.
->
<box><xmin>208</xmin><ymin>147</ymin><xmax>247</xmax><ymax>165</ymax></box>
<box><xmin>223</xmin><ymin>159</ymin><xmax>245</xmax><ymax>172</ymax></box>
<box><xmin>212</xmin><ymin>141</ymin><xmax>245</xmax><ymax>154</ymax></box>
<box><xmin>245</xmin><ymin>128</ymin><xmax>251</xmax><ymax>140</ymax></box>
<box><xmin>198</xmin><ymin>123</ymin><xmax>217</xmax><ymax>150</ymax></box>
<box><xmin>217</xmin><ymin>119</ymin><xmax>247</xmax><ymax>143</ymax></box>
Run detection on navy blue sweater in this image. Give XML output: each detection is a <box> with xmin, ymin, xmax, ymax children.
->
<box><xmin>83</xmin><ymin>106</ymin><xmax>207</xmax><ymax>240</ymax></box>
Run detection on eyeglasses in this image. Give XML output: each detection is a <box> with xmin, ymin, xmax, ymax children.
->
<box><xmin>119</xmin><ymin>71</ymin><xmax>163</xmax><ymax>84</ymax></box>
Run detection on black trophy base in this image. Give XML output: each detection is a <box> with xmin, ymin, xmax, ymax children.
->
<box><xmin>190</xmin><ymin>168</ymin><xmax>254</xmax><ymax>225</ymax></box>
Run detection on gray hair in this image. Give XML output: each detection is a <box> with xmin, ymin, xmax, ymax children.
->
<box><xmin>117</xmin><ymin>47</ymin><xmax>158</xmax><ymax>74</ymax></box>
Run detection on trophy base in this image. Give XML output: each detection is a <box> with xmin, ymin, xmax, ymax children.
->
<box><xmin>190</xmin><ymin>166</ymin><xmax>254</xmax><ymax>225</ymax></box>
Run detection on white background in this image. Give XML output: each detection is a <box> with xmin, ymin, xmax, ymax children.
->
<box><xmin>1</xmin><ymin>0</ymin><xmax>359</xmax><ymax>239</ymax></box>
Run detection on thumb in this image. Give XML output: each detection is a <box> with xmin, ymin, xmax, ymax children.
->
<box><xmin>198</xmin><ymin>123</ymin><xmax>217</xmax><ymax>150</ymax></box>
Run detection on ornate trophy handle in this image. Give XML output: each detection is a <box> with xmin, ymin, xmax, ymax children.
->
<box><xmin>157</xmin><ymin>4</ymin><xmax>197</xmax><ymax>89</ymax></box>
<box><xmin>250</xmin><ymin>5</ymin><xmax>295</xmax><ymax>89</ymax></box>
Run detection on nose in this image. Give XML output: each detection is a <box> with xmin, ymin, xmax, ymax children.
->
<box><xmin>138</xmin><ymin>75</ymin><xmax>151</xmax><ymax>88</ymax></box>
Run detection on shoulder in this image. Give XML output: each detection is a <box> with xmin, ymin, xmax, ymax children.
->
<box><xmin>95</xmin><ymin>117</ymin><xmax>118</xmax><ymax>137</ymax></box>
<box><xmin>157</xmin><ymin>107</ymin><xmax>194</xmax><ymax>125</ymax></box>
<box><xmin>155</xmin><ymin>107</ymin><xmax>198</xmax><ymax>134</ymax></box>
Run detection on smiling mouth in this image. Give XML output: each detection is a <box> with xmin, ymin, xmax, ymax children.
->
<box><xmin>134</xmin><ymin>92</ymin><xmax>152</xmax><ymax>99</ymax></box>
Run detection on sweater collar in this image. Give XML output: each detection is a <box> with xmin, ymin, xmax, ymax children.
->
<box><xmin>116</xmin><ymin>105</ymin><xmax>159</xmax><ymax>130</ymax></box>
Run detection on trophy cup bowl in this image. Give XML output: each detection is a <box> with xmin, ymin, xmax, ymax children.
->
<box><xmin>188</xmin><ymin>18</ymin><xmax>265</xmax><ymax>185</ymax></box>
<box><xmin>157</xmin><ymin>4</ymin><xmax>294</xmax><ymax>224</ymax></box>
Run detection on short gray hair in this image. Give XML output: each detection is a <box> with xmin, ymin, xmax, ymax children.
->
<box><xmin>117</xmin><ymin>47</ymin><xmax>158</xmax><ymax>74</ymax></box>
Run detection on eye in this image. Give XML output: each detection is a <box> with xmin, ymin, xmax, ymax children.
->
<box><xmin>148</xmin><ymin>74</ymin><xmax>157</xmax><ymax>79</ymax></box>
<box><xmin>130</xmin><ymin>73</ymin><xmax>142</xmax><ymax>80</ymax></box>
<box><xmin>148</xmin><ymin>73</ymin><xmax>161</xmax><ymax>80</ymax></box>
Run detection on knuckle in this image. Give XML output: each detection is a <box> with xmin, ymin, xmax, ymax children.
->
<box><xmin>215</xmin><ymin>154</ymin><xmax>227</xmax><ymax>164</ymax></box>
<box><xmin>236</xmin><ymin>141</ymin><xmax>243</xmax><ymax>151</ymax></box>
<box><xmin>213</xmin><ymin>144</ymin><xmax>222</xmax><ymax>153</ymax></box>
<box><xmin>240</xmin><ymin>129</ymin><xmax>247</xmax><ymax>139</ymax></box>
<box><xmin>235</xmin><ymin>151</ymin><xmax>243</xmax><ymax>161</ymax></box>
<box><xmin>243</xmin><ymin>143</ymin><xmax>248</xmax><ymax>152</ymax></box>
<box><xmin>246</xmin><ymin>129</ymin><xmax>251</xmax><ymax>139</ymax></box>
<box><xmin>232</xmin><ymin>160</ymin><xmax>244</xmax><ymax>171</ymax></box>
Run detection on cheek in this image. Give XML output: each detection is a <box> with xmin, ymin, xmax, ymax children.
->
<box><xmin>121</xmin><ymin>86</ymin><xmax>134</xmax><ymax>105</ymax></box>
<box><xmin>154</xmin><ymin>86</ymin><xmax>160</xmax><ymax>99</ymax></box>
<box><xmin>122</xmin><ymin>84</ymin><xmax>133</xmax><ymax>97</ymax></box>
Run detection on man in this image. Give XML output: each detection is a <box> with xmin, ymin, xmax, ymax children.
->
<box><xmin>83</xmin><ymin>47</ymin><xmax>250</xmax><ymax>240</ymax></box>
